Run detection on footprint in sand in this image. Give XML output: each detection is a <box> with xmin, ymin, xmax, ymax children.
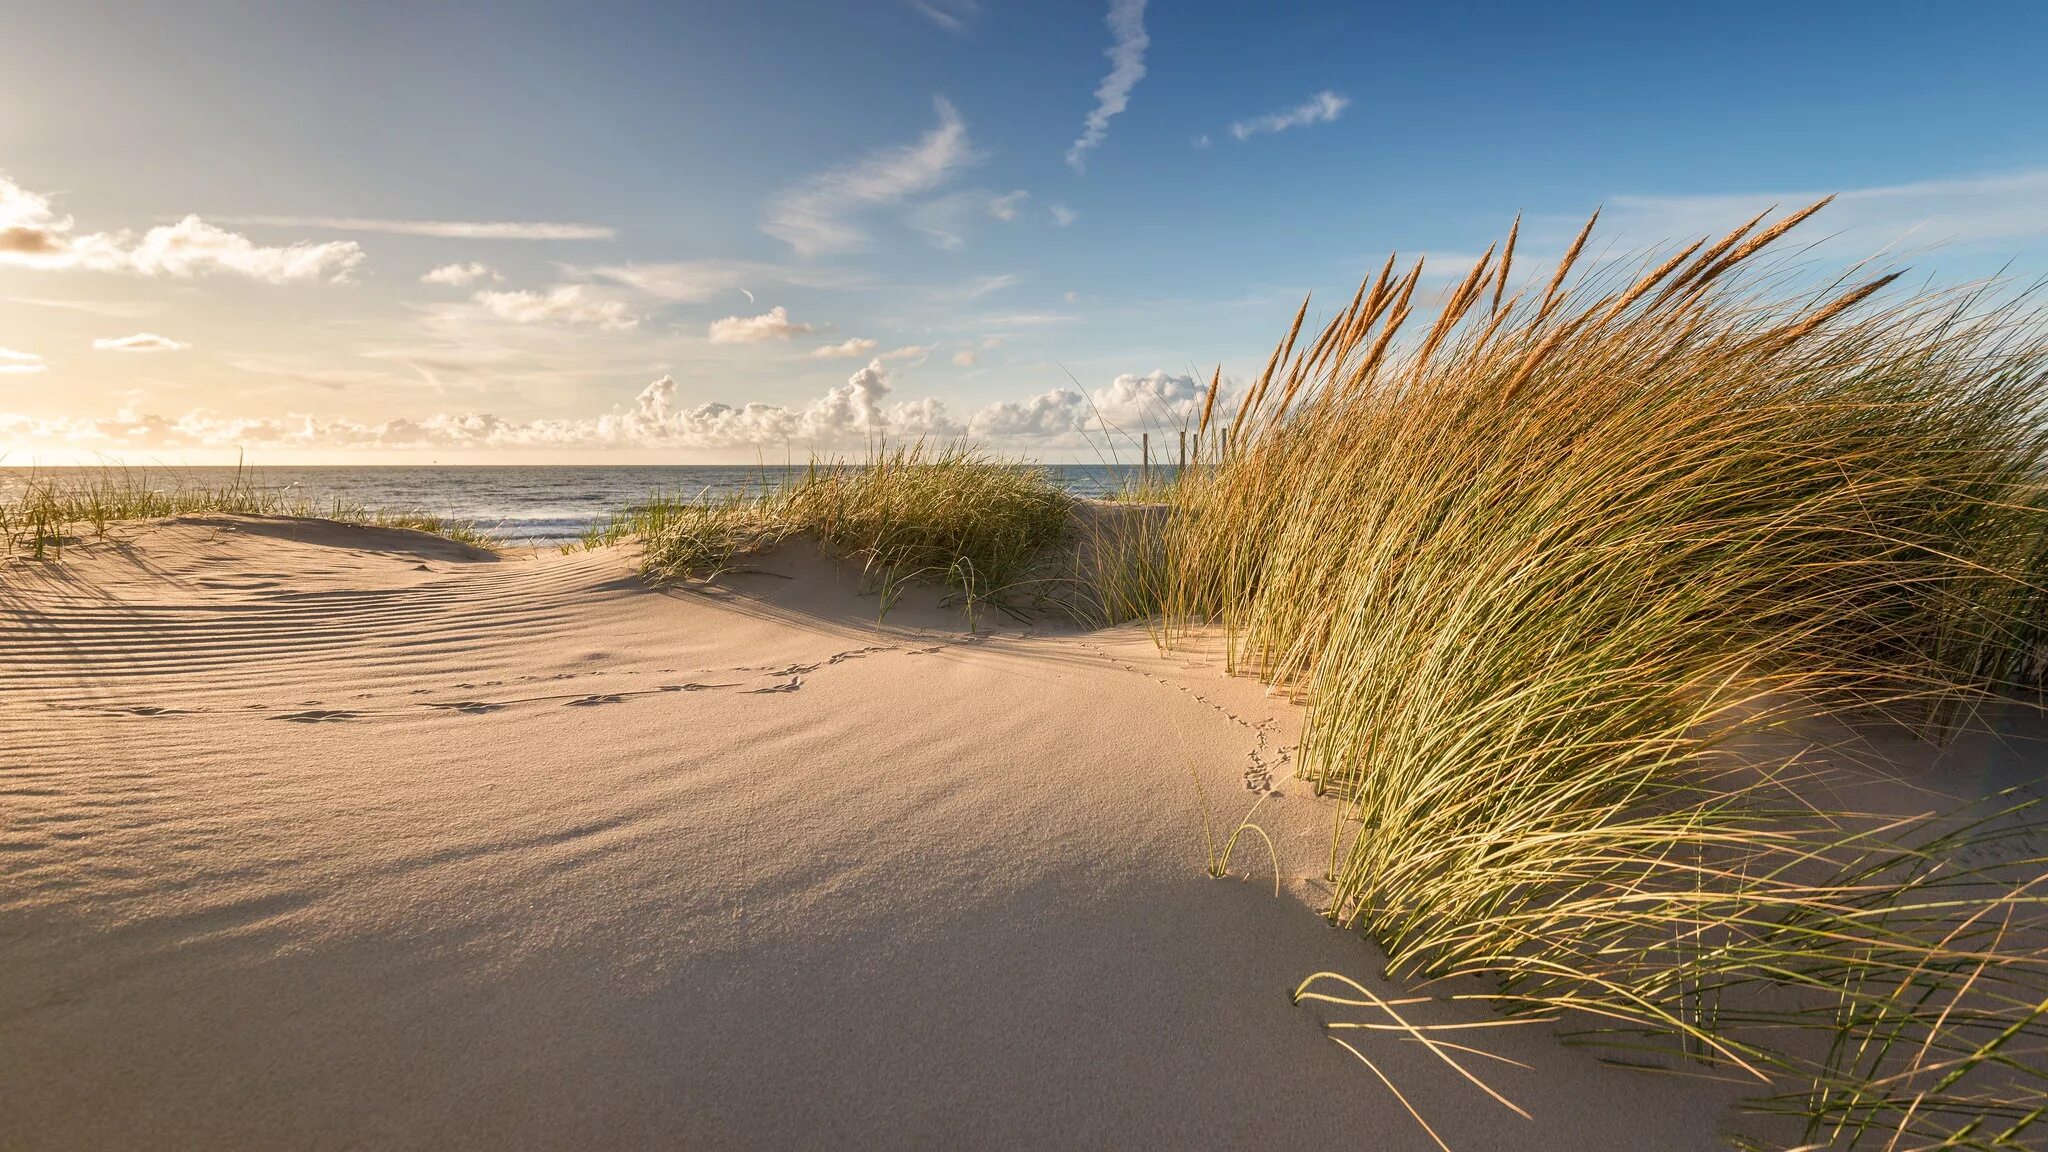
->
<box><xmin>427</xmin><ymin>701</ymin><xmax>506</xmax><ymax>715</ymax></box>
<box><xmin>100</xmin><ymin>705</ymin><xmax>192</xmax><ymax>717</ymax></box>
<box><xmin>563</xmin><ymin>694</ymin><xmax>627</xmax><ymax>707</ymax></box>
<box><xmin>273</xmin><ymin>709</ymin><xmax>361</xmax><ymax>723</ymax></box>
<box><xmin>660</xmin><ymin>683</ymin><xmax>736</xmax><ymax>693</ymax></box>
<box><xmin>747</xmin><ymin>676</ymin><xmax>803</xmax><ymax>694</ymax></box>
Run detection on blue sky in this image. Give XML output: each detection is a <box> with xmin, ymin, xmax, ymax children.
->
<box><xmin>4</xmin><ymin>0</ymin><xmax>2047</xmax><ymax>463</ymax></box>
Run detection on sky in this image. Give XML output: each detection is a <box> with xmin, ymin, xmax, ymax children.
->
<box><xmin>4</xmin><ymin>0</ymin><xmax>2048</xmax><ymax>465</ymax></box>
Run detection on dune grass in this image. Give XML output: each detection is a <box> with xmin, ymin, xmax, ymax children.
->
<box><xmin>1121</xmin><ymin>202</ymin><xmax>2048</xmax><ymax>1148</ymax></box>
<box><xmin>0</xmin><ymin>465</ymin><xmax>501</xmax><ymax>558</ymax></box>
<box><xmin>609</xmin><ymin>444</ymin><xmax>1072</xmax><ymax>621</ymax></box>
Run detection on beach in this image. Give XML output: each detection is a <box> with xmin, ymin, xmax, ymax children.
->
<box><xmin>0</xmin><ymin>514</ymin><xmax>1750</xmax><ymax>1150</ymax></box>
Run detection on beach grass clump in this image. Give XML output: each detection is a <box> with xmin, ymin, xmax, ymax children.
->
<box><xmin>629</xmin><ymin>444</ymin><xmax>1071</xmax><ymax>620</ymax></box>
<box><xmin>1138</xmin><ymin>202</ymin><xmax>2048</xmax><ymax>1147</ymax></box>
<box><xmin>636</xmin><ymin>491</ymin><xmax>798</xmax><ymax>582</ymax></box>
<box><xmin>1</xmin><ymin>465</ymin><xmax>501</xmax><ymax>558</ymax></box>
<box><xmin>781</xmin><ymin>443</ymin><xmax>1071</xmax><ymax>615</ymax></box>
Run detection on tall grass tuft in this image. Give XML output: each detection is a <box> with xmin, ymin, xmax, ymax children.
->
<box><xmin>1135</xmin><ymin>204</ymin><xmax>2048</xmax><ymax>1147</ymax></box>
<box><xmin>628</xmin><ymin>443</ymin><xmax>1072</xmax><ymax>621</ymax></box>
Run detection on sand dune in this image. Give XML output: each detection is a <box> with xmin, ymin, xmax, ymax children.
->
<box><xmin>1</xmin><ymin>515</ymin><xmax>1754</xmax><ymax>1150</ymax></box>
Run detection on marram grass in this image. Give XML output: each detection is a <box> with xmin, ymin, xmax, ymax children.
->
<box><xmin>1128</xmin><ymin>202</ymin><xmax>2048</xmax><ymax>1149</ymax></box>
<box><xmin>615</xmin><ymin>443</ymin><xmax>1072</xmax><ymax>622</ymax></box>
<box><xmin>0</xmin><ymin>465</ymin><xmax>500</xmax><ymax>559</ymax></box>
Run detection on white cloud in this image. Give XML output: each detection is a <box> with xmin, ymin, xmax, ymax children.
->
<box><xmin>970</xmin><ymin>388</ymin><xmax>1085</xmax><ymax>439</ymax></box>
<box><xmin>0</xmin><ymin>177</ymin><xmax>364</xmax><ymax>284</ymax></box>
<box><xmin>811</xmin><ymin>336</ymin><xmax>879</xmax><ymax>359</ymax></box>
<box><xmin>422</xmin><ymin>262</ymin><xmax>498</xmax><ymax>286</ymax></box>
<box><xmin>908</xmin><ymin>0</ymin><xmax>977</xmax><ymax>31</ymax></box>
<box><xmin>92</xmin><ymin>332</ymin><xmax>188</xmax><ymax>352</ymax></box>
<box><xmin>1088</xmin><ymin>370</ymin><xmax>1207</xmax><ymax>428</ymax></box>
<box><xmin>0</xmin><ymin>347</ymin><xmax>46</xmax><ymax>375</ymax></box>
<box><xmin>1065</xmin><ymin>0</ymin><xmax>1149</xmax><ymax>172</ymax></box>
<box><xmin>1049</xmin><ymin>204</ymin><xmax>1079</xmax><ymax>228</ymax></box>
<box><xmin>472</xmin><ymin>285</ymin><xmax>638</xmax><ymax>330</ymax></box>
<box><xmin>880</xmin><ymin>344</ymin><xmax>931</xmax><ymax>362</ymax></box>
<box><xmin>1229</xmin><ymin>90</ymin><xmax>1350</xmax><ymax>141</ymax></box>
<box><xmin>764</xmin><ymin>97</ymin><xmax>981</xmax><ymax>255</ymax></box>
<box><xmin>965</xmin><ymin>370</ymin><xmax>1213</xmax><ymax>440</ymax></box>
<box><xmin>123</xmin><ymin>216</ymin><xmax>364</xmax><ymax>282</ymax></box>
<box><xmin>988</xmin><ymin>190</ymin><xmax>1030</xmax><ymax>221</ymax></box>
<box><xmin>707</xmin><ymin>305</ymin><xmax>813</xmax><ymax>343</ymax></box>
<box><xmin>225</xmin><ymin>216</ymin><xmax>615</xmax><ymax>240</ymax></box>
<box><xmin>1063</xmin><ymin>290</ymin><xmax>1080</xmax><ymax>303</ymax></box>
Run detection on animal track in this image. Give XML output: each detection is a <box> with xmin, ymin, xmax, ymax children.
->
<box><xmin>747</xmin><ymin>675</ymin><xmax>803</xmax><ymax>694</ymax></box>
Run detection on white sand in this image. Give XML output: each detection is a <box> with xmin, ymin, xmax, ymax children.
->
<box><xmin>1</xmin><ymin>515</ymin><xmax>1759</xmax><ymax>1149</ymax></box>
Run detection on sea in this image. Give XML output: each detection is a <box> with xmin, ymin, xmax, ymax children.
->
<box><xmin>0</xmin><ymin>464</ymin><xmax>1163</xmax><ymax>547</ymax></box>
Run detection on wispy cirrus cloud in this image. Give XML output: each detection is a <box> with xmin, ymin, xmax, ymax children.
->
<box><xmin>764</xmin><ymin>97</ymin><xmax>980</xmax><ymax>256</ymax></box>
<box><xmin>92</xmin><ymin>332</ymin><xmax>188</xmax><ymax>352</ymax></box>
<box><xmin>224</xmin><ymin>216</ymin><xmax>615</xmax><ymax>240</ymax></box>
<box><xmin>907</xmin><ymin>0</ymin><xmax>977</xmax><ymax>31</ymax></box>
<box><xmin>1228</xmin><ymin>90</ymin><xmax>1350</xmax><ymax>141</ymax></box>
<box><xmin>1065</xmin><ymin>0</ymin><xmax>1149</xmax><ymax>172</ymax></box>
<box><xmin>1596</xmin><ymin>168</ymin><xmax>2048</xmax><ymax>257</ymax></box>
<box><xmin>0</xmin><ymin>347</ymin><xmax>46</xmax><ymax>375</ymax></box>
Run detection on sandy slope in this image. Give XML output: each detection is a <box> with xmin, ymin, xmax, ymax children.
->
<box><xmin>0</xmin><ymin>515</ymin><xmax>1753</xmax><ymax>1150</ymax></box>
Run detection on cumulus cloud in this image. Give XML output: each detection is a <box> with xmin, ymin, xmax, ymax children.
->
<box><xmin>421</xmin><ymin>262</ymin><xmax>498</xmax><ymax>286</ymax></box>
<box><xmin>707</xmin><ymin>305</ymin><xmax>813</xmax><ymax>344</ymax></box>
<box><xmin>472</xmin><ymin>286</ymin><xmax>638</xmax><ymax>330</ymax></box>
<box><xmin>765</xmin><ymin>97</ymin><xmax>981</xmax><ymax>255</ymax></box>
<box><xmin>811</xmin><ymin>336</ymin><xmax>879</xmax><ymax>359</ymax></box>
<box><xmin>92</xmin><ymin>332</ymin><xmax>188</xmax><ymax>352</ymax></box>
<box><xmin>970</xmin><ymin>388</ymin><xmax>1086</xmax><ymax>439</ymax></box>
<box><xmin>1228</xmin><ymin>90</ymin><xmax>1350</xmax><ymax>141</ymax></box>
<box><xmin>1088</xmin><ymin>369</ymin><xmax>1209</xmax><ymax>428</ymax></box>
<box><xmin>1065</xmin><ymin>0</ymin><xmax>1149</xmax><ymax>172</ymax></box>
<box><xmin>0</xmin><ymin>176</ymin><xmax>363</xmax><ymax>283</ymax></box>
<box><xmin>0</xmin><ymin>347</ymin><xmax>46</xmax><ymax>375</ymax></box>
<box><xmin>965</xmin><ymin>370</ymin><xmax>1217</xmax><ymax>440</ymax></box>
<box><xmin>226</xmin><ymin>216</ymin><xmax>615</xmax><ymax>240</ymax></box>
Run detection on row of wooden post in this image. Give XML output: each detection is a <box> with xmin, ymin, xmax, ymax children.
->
<box><xmin>1138</xmin><ymin>428</ymin><xmax>1230</xmax><ymax>488</ymax></box>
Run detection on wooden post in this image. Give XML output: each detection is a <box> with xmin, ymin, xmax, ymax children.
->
<box><xmin>1142</xmin><ymin>432</ymin><xmax>1151</xmax><ymax>487</ymax></box>
<box><xmin>1193</xmin><ymin>432</ymin><xmax>1201</xmax><ymax>468</ymax></box>
<box><xmin>1178</xmin><ymin>429</ymin><xmax>1187</xmax><ymax>473</ymax></box>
